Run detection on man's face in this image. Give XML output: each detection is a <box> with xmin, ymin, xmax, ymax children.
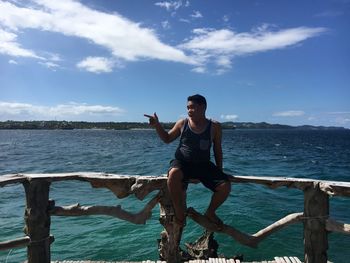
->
<box><xmin>187</xmin><ymin>101</ymin><xmax>205</xmax><ymax>119</ymax></box>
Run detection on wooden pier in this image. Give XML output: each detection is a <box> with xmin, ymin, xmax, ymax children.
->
<box><xmin>1</xmin><ymin>172</ymin><xmax>349</xmax><ymax>263</ymax></box>
<box><xmin>51</xmin><ymin>256</ymin><xmax>303</xmax><ymax>263</ymax></box>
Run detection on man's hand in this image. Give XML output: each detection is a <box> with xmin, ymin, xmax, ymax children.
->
<box><xmin>144</xmin><ymin>112</ymin><xmax>160</xmax><ymax>127</ymax></box>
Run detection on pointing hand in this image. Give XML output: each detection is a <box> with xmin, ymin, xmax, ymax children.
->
<box><xmin>144</xmin><ymin>112</ymin><xmax>159</xmax><ymax>127</ymax></box>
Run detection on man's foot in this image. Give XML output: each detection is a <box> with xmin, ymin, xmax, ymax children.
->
<box><xmin>204</xmin><ymin>211</ymin><xmax>224</xmax><ymax>231</ymax></box>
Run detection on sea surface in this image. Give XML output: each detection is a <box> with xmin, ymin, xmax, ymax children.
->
<box><xmin>0</xmin><ymin>129</ymin><xmax>349</xmax><ymax>263</ymax></box>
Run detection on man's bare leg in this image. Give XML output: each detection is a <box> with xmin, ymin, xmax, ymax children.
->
<box><xmin>205</xmin><ymin>181</ymin><xmax>231</xmax><ymax>228</ymax></box>
<box><xmin>168</xmin><ymin>168</ymin><xmax>186</xmax><ymax>226</ymax></box>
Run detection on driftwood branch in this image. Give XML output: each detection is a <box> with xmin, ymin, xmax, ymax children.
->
<box><xmin>229</xmin><ymin>175</ymin><xmax>350</xmax><ymax>196</ymax></box>
<box><xmin>319</xmin><ymin>181</ymin><xmax>350</xmax><ymax>197</ymax></box>
<box><xmin>130</xmin><ymin>177</ymin><xmax>167</xmax><ymax>200</ymax></box>
<box><xmin>187</xmin><ymin>208</ymin><xmax>304</xmax><ymax>248</ymax></box>
<box><xmin>253</xmin><ymin>212</ymin><xmax>304</xmax><ymax>240</ymax></box>
<box><xmin>1</xmin><ymin>173</ymin><xmax>350</xmax><ymax>197</ymax></box>
<box><xmin>89</xmin><ymin>176</ymin><xmax>166</xmax><ymax>200</ymax></box>
<box><xmin>0</xmin><ymin>236</ymin><xmax>30</xmax><ymax>251</ymax></box>
<box><xmin>50</xmin><ymin>192</ymin><xmax>161</xmax><ymax>225</ymax></box>
<box><xmin>326</xmin><ymin>218</ymin><xmax>350</xmax><ymax>235</ymax></box>
<box><xmin>187</xmin><ymin>207</ymin><xmax>258</xmax><ymax>248</ymax></box>
<box><xmin>89</xmin><ymin>178</ymin><xmax>136</xmax><ymax>199</ymax></box>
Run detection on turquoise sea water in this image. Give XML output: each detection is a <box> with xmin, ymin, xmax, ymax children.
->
<box><xmin>0</xmin><ymin>129</ymin><xmax>349</xmax><ymax>263</ymax></box>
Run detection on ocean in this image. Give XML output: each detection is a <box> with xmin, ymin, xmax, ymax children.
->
<box><xmin>0</xmin><ymin>129</ymin><xmax>349</xmax><ymax>263</ymax></box>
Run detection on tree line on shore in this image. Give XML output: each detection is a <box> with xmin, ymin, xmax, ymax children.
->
<box><xmin>0</xmin><ymin>120</ymin><xmax>346</xmax><ymax>130</ymax></box>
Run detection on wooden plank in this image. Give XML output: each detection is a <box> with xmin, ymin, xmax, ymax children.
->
<box><xmin>0</xmin><ymin>236</ymin><xmax>30</xmax><ymax>251</ymax></box>
<box><xmin>1</xmin><ymin>173</ymin><xmax>350</xmax><ymax>197</ymax></box>
<box><xmin>0</xmin><ymin>173</ymin><xmax>26</xmax><ymax>187</ymax></box>
<box><xmin>319</xmin><ymin>181</ymin><xmax>350</xmax><ymax>197</ymax></box>
<box><xmin>326</xmin><ymin>218</ymin><xmax>350</xmax><ymax>235</ymax></box>
<box><xmin>292</xmin><ymin>257</ymin><xmax>302</xmax><ymax>263</ymax></box>
<box><xmin>304</xmin><ymin>185</ymin><xmax>329</xmax><ymax>263</ymax></box>
<box><xmin>275</xmin><ymin>257</ymin><xmax>286</xmax><ymax>263</ymax></box>
<box><xmin>24</xmin><ymin>180</ymin><xmax>51</xmax><ymax>263</ymax></box>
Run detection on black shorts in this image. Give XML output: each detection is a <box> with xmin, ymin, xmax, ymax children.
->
<box><xmin>169</xmin><ymin>159</ymin><xmax>229</xmax><ymax>192</ymax></box>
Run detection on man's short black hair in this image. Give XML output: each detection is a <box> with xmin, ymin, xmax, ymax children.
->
<box><xmin>187</xmin><ymin>94</ymin><xmax>207</xmax><ymax>108</ymax></box>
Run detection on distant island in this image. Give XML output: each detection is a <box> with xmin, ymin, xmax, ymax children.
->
<box><xmin>0</xmin><ymin>120</ymin><xmax>347</xmax><ymax>130</ymax></box>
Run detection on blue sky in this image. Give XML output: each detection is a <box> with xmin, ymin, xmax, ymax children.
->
<box><xmin>0</xmin><ymin>0</ymin><xmax>349</xmax><ymax>128</ymax></box>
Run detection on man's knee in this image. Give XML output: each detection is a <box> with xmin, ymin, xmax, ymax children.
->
<box><xmin>168</xmin><ymin>167</ymin><xmax>183</xmax><ymax>184</ymax></box>
<box><xmin>215</xmin><ymin>181</ymin><xmax>231</xmax><ymax>194</ymax></box>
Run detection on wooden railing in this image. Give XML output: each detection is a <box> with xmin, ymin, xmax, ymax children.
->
<box><xmin>0</xmin><ymin>173</ymin><xmax>349</xmax><ymax>263</ymax></box>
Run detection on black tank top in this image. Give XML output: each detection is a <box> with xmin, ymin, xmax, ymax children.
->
<box><xmin>175</xmin><ymin>119</ymin><xmax>212</xmax><ymax>163</ymax></box>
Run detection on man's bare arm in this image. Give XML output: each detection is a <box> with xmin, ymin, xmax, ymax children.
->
<box><xmin>144</xmin><ymin>113</ymin><xmax>183</xmax><ymax>144</ymax></box>
<box><xmin>212</xmin><ymin>121</ymin><xmax>223</xmax><ymax>170</ymax></box>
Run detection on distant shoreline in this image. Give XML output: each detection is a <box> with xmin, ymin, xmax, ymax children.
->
<box><xmin>0</xmin><ymin>120</ymin><xmax>347</xmax><ymax>130</ymax></box>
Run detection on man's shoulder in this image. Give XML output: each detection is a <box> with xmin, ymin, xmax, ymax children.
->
<box><xmin>210</xmin><ymin>119</ymin><xmax>222</xmax><ymax>128</ymax></box>
<box><xmin>174</xmin><ymin>118</ymin><xmax>186</xmax><ymax>129</ymax></box>
<box><xmin>176</xmin><ymin>118</ymin><xmax>186</xmax><ymax>125</ymax></box>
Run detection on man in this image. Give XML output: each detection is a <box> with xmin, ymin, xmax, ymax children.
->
<box><xmin>144</xmin><ymin>94</ymin><xmax>231</xmax><ymax>229</ymax></box>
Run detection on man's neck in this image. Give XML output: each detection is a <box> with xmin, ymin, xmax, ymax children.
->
<box><xmin>189</xmin><ymin>116</ymin><xmax>207</xmax><ymax>127</ymax></box>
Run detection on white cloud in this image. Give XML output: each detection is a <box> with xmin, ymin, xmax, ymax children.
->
<box><xmin>45</xmin><ymin>52</ymin><xmax>62</xmax><ymax>62</ymax></box>
<box><xmin>191</xmin><ymin>66</ymin><xmax>206</xmax><ymax>73</ymax></box>
<box><xmin>222</xmin><ymin>15</ymin><xmax>229</xmax><ymax>23</ymax></box>
<box><xmin>182</xmin><ymin>26</ymin><xmax>327</xmax><ymax>54</ymax></box>
<box><xmin>214</xmin><ymin>56</ymin><xmax>232</xmax><ymax>74</ymax></box>
<box><xmin>0</xmin><ymin>1</ymin><xmax>329</xmax><ymax>74</ymax></box>
<box><xmin>0</xmin><ymin>0</ymin><xmax>195</xmax><ymax>65</ymax></box>
<box><xmin>327</xmin><ymin>112</ymin><xmax>350</xmax><ymax>125</ymax></box>
<box><xmin>335</xmin><ymin>117</ymin><xmax>350</xmax><ymax>125</ymax></box>
<box><xmin>0</xmin><ymin>101</ymin><xmax>125</xmax><ymax>120</ymax></box>
<box><xmin>216</xmin><ymin>56</ymin><xmax>231</xmax><ymax>68</ymax></box>
<box><xmin>161</xmin><ymin>20</ymin><xmax>170</xmax><ymax>30</ymax></box>
<box><xmin>327</xmin><ymin>111</ymin><xmax>350</xmax><ymax>114</ymax></box>
<box><xmin>39</xmin><ymin>61</ymin><xmax>60</xmax><ymax>70</ymax></box>
<box><xmin>155</xmin><ymin>0</ymin><xmax>185</xmax><ymax>12</ymax></box>
<box><xmin>215</xmin><ymin>68</ymin><xmax>228</xmax><ymax>75</ymax></box>
<box><xmin>0</xmin><ymin>28</ymin><xmax>44</xmax><ymax>59</ymax></box>
<box><xmin>155</xmin><ymin>2</ymin><xmax>174</xmax><ymax>11</ymax></box>
<box><xmin>191</xmin><ymin>11</ymin><xmax>203</xmax><ymax>18</ymax></box>
<box><xmin>273</xmin><ymin>111</ymin><xmax>305</xmax><ymax>117</ymax></box>
<box><xmin>77</xmin><ymin>57</ymin><xmax>116</xmax><ymax>73</ymax></box>
<box><xmin>180</xmin><ymin>25</ymin><xmax>327</xmax><ymax>73</ymax></box>
<box><xmin>179</xmin><ymin>18</ymin><xmax>190</xmax><ymax>23</ymax></box>
<box><xmin>8</xmin><ymin>59</ymin><xmax>17</xmax><ymax>64</ymax></box>
<box><xmin>221</xmin><ymin>114</ymin><xmax>238</xmax><ymax>121</ymax></box>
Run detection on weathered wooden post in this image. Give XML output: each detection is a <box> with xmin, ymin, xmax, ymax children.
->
<box><xmin>303</xmin><ymin>182</ymin><xmax>329</xmax><ymax>263</ymax></box>
<box><xmin>23</xmin><ymin>179</ymin><xmax>51</xmax><ymax>263</ymax></box>
<box><xmin>158</xmin><ymin>189</ymin><xmax>183</xmax><ymax>263</ymax></box>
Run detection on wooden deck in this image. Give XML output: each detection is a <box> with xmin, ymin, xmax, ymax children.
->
<box><xmin>50</xmin><ymin>256</ymin><xmax>303</xmax><ymax>263</ymax></box>
<box><xmin>3</xmin><ymin>173</ymin><xmax>346</xmax><ymax>263</ymax></box>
